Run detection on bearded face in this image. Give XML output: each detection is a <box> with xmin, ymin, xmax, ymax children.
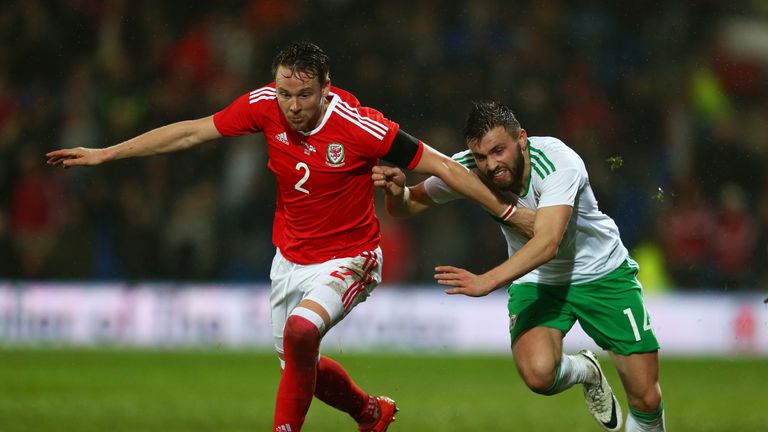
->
<box><xmin>469</xmin><ymin>126</ymin><xmax>526</xmax><ymax>193</ymax></box>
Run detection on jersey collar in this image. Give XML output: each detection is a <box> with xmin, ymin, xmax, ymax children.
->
<box><xmin>298</xmin><ymin>93</ymin><xmax>340</xmax><ymax>137</ymax></box>
<box><xmin>519</xmin><ymin>139</ymin><xmax>533</xmax><ymax>198</ymax></box>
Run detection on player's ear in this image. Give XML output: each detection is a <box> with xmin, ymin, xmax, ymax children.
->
<box><xmin>519</xmin><ymin>129</ymin><xmax>528</xmax><ymax>147</ymax></box>
<box><xmin>322</xmin><ymin>77</ymin><xmax>331</xmax><ymax>97</ymax></box>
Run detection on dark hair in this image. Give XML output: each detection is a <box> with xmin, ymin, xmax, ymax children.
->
<box><xmin>271</xmin><ymin>41</ymin><xmax>330</xmax><ymax>84</ymax></box>
<box><xmin>463</xmin><ymin>101</ymin><xmax>521</xmax><ymax>142</ymax></box>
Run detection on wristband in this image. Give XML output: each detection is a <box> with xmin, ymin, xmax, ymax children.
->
<box><xmin>499</xmin><ymin>204</ymin><xmax>516</xmax><ymax>222</ymax></box>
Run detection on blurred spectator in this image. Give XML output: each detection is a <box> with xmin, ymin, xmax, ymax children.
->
<box><xmin>632</xmin><ymin>239</ymin><xmax>672</xmax><ymax>295</ymax></box>
<box><xmin>60</xmin><ymin>61</ymin><xmax>101</xmax><ymax>152</ymax></box>
<box><xmin>81</xmin><ymin>174</ymin><xmax>121</xmax><ymax>278</ymax></box>
<box><xmin>161</xmin><ymin>180</ymin><xmax>219</xmax><ymax>280</ymax></box>
<box><xmin>9</xmin><ymin>148</ymin><xmax>58</xmax><ymax>277</ymax></box>
<box><xmin>712</xmin><ymin>183</ymin><xmax>755</xmax><ymax>290</ymax></box>
<box><xmin>632</xmin><ymin>214</ymin><xmax>672</xmax><ymax>294</ymax></box>
<box><xmin>660</xmin><ymin>175</ymin><xmax>716</xmax><ymax>289</ymax></box>
<box><xmin>116</xmin><ymin>180</ymin><xmax>160</xmax><ymax>280</ymax></box>
<box><xmin>219</xmin><ymin>175</ymin><xmax>277</xmax><ymax>282</ymax></box>
<box><xmin>0</xmin><ymin>1</ymin><xmax>763</xmax><ymax>289</ymax></box>
<box><xmin>44</xmin><ymin>200</ymin><xmax>93</xmax><ymax>279</ymax></box>
<box><xmin>413</xmin><ymin>205</ymin><xmax>475</xmax><ymax>281</ymax></box>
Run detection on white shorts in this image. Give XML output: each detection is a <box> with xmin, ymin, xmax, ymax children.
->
<box><xmin>269</xmin><ymin>247</ymin><xmax>383</xmax><ymax>357</ymax></box>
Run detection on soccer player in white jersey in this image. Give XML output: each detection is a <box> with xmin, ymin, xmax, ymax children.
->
<box><xmin>46</xmin><ymin>43</ymin><xmax>532</xmax><ymax>432</ymax></box>
<box><xmin>373</xmin><ymin>101</ymin><xmax>666</xmax><ymax>431</ymax></box>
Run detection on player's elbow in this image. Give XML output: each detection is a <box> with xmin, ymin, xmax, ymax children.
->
<box><xmin>539</xmin><ymin>238</ymin><xmax>560</xmax><ymax>262</ymax></box>
<box><xmin>532</xmin><ymin>226</ymin><xmax>564</xmax><ymax>262</ymax></box>
<box><xmin>183</xmin><ymin>126</ymin><xmax>209</xmax><ymax>149</ymax></box>
<box><xmin>543</xmin><ymin>244</ymin><xmax>559</xmax><ymax>262</ymax></box>
<box><xmin>182</xmin><ymin>116</ymin><xmax>219</xmax><ymax>149</ymax></box>
<box><xmin>439</xmin><ymin>158</ymin><xmax>467</xmax><ymax>178</ymax></box>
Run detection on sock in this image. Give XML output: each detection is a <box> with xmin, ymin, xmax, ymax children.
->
<box><xmin>314</xmin><ymin>355</ymin><xmax>376</xmax><ymax>425</ymax></box>
<box><xmin>626</xmin><ymin>401</ymin><xmax>665</xmax><ymax>432</ymax></box>
<box><xmin>544</xmin><ymin>353</ymin><xmax>595</xmax><ymax>395</ymax></box>
<box><xmin>274</xmin><ymin>316</ymin><xmax>321</xmax><ymax>432</ymax></box>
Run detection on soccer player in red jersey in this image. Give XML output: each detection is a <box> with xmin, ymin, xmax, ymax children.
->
<box><xmin>46</xmin><ymin>42</ymin><xmax>528</xmax><ymax>432</ymax></box>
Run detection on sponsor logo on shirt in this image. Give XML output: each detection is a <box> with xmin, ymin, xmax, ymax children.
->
<box><xmin>325</xmin><ymin>143</ymin><xmax>345</xmax><ymax>167</ymax></box>
<box><xmin>302</xmin><ymin>141</ymin><xmax>317</xmax><ymax>155</ymax></box>
<box><xmin>275</xmin><ymin>132</ymin><xmax>289</xmax><ymax>145</ymax></box>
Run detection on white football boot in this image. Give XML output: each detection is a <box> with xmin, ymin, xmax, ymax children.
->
<box><xmin>579</xmin><ymin>349</ymin><xmax>622</xmax><ymax>431</ymax></box>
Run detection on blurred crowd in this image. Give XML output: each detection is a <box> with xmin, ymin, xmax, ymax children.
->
<box><xmin>1</xmin><ymin>0</ymin><xmax>767</xmax><ymax>290</ymax></box>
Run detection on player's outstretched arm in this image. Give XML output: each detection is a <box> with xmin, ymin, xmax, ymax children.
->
<box><xmin>374</xmin><ymin>162</ymin><xmax>536</xmax><ymax>236</ymax></box>
<box><xmin>410</xmin><ymin>143</ymin><xmax>513</xmax><ymax>220</ymax></box>
<box><xmin>372</xmin><ymin>165</ymin><xmax>435</xmax><ymax>217</ymax></box>
<box><xmin>439</xmin><ymin>204</ymin><xmax>572</xmax><ymax>296</ymax></box>
<box><xmin>46</xmin><ymin>116</ymin><xmax>221</xmax><ymax>168</ymax></box>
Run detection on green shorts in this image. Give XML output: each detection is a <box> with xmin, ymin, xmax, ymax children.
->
<box><xmin>507</xmin><ymin>259</ymin><xmax>660</xmax><ymax>355</ymax></box>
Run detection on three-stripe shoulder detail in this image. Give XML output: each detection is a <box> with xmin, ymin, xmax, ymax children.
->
<box><xmin>452</xmin><ymin>150</ymin><xmax>476</xmax><ymax>169</ymax></box>
<box><xmin>249</xmin><ymin>87</ymin><xmax>276</xmax><ymax>104</ymax></box>
<box><xmin>529</xmin><ymin>145</ymin><xmax>556</xmax><ymax>180</ymax></box>
<box><xmin>334</xmin><ymin>101</ymin><xmax>389</xmax><ymax>140</ymax></box>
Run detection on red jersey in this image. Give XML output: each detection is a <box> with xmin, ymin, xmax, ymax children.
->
<box><xmin>213</xmin><ymin>84</ymin><xmax>421</xmax><ymax>264</ymax></box>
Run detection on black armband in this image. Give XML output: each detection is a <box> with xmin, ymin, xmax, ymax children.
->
<box><xmin>383</xmin><ymin>129</ymin><xmax>423</xmax><ymax>169</ymax></box>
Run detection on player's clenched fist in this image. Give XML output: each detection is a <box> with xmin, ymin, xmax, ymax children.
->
<box><xmin>46</xmin><ymin>147</ymin><xmax>109</xmax><ymax>168</ymax></box>
<box><xmin>371</xmin><ymin>165</ymin><xmax>406</xmax><ymax>197</ymax></box>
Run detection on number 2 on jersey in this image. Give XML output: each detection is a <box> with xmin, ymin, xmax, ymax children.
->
<box><xmin>294</xmin><ymin>162</ymin><xmax>310</xmax><ymax>194</ymax></box>
<box><xmin>623</xmin><ymin>307</ymin><xmax>652</xmax><ymax>342</ymax></box>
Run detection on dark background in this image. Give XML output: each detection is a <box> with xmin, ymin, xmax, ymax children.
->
<box><xmin>1</xmin><ymin>0</ymin><xmax>766</xmax><ymax>291</ymax></box>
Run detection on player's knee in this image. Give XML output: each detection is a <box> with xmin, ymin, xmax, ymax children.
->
<box><xmin>518</xmin><ymin>361</ymin><xmax>558</xmax><ymax>394</ymax></box>
<box><xmin>524</xmin><ymin>375</ymin><xmax>557</xmax><ymax>395</ymax></box>
<box><xmin>628</xmin><ymin>384</ymin><xmax>662</xmax><ymax>412</ymax></box>
<box><xmin>283</xmin><ymin>315</ymin><xmax>320</xmax><ymax>355</ymax></box>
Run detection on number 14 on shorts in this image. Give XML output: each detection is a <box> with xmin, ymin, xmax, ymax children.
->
<box><xmin>623</xmin><ymin>307</ymin><xmax>652</xmax><ymax>342</ymax></box>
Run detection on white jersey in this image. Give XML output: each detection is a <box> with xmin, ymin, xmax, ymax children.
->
<box><xmin>424</xmin><ymin>136</ymin><xmax>628</xmax><ymax>285</ymax></box>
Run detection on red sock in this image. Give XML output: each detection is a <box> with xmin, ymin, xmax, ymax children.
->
<box><xmin>274</xmin><ymin>316</ymin><xmax>320</xmax><ymax>432</ymax></box>
<box><xmin>314</xmin><ymin>355</ymin><xmax>376</xmax><ymax>424</ymax></box>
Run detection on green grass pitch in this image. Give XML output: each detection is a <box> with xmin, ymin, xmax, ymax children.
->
<box><xmin>0</xmin><ymin>348</ymin><xmax>765</xmax><ymax>431</ymax></box>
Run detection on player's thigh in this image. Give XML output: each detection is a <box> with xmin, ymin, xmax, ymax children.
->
<box><xmin>508</xmin><ymin>282</ymin><xmax>574</xmax><ymax>376</ymax></box>
<box><xmin>570</xmin><ymin>261</ymin><xmax>660</xmax><ymax>355</ymax></box>
<box><xmin>304</xmin><ymin>247</ymin><xmax>383</xmax><ymax>328</ymax></box>
<box><xmin>269</xmin><ymin>248</ymin><xmax>383</xmax><ymax>356</ymax></box>
<box><xmin>507</xmin><ymin>282</ymin><xmax>577</xmax><ymax>346</ymax></box>
<box><xmin>608</xmin><ymin>351</ymin><xmax>662</xmax><ymax>410</ymax></box>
